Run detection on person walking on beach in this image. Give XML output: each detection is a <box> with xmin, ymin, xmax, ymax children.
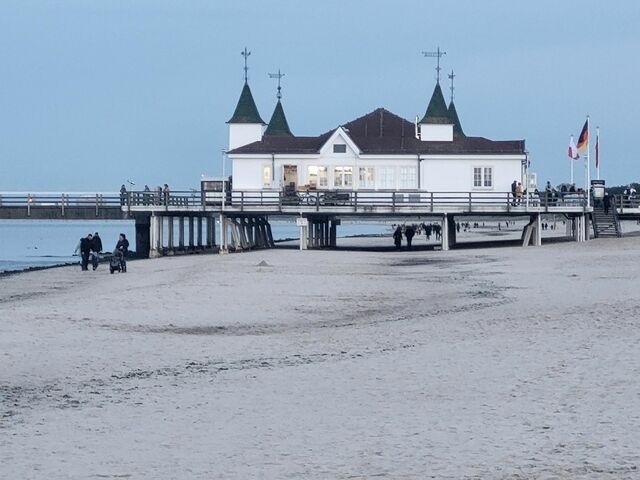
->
<box><xmin>90</xmin><ymin>232</ymin><xmax>103</xmax><ymax>270</ymax></box>
<box><xmin>433</xmin><ymin>223</ymin><xmax>442</xmax><ymax>241</ymax></box>
<box><xmin>115</xmin><ymin>233</ymin><xmax>129</xmax><ymax>272</ymax></box>
<box><xmin>393</xmin><ymin>226</ymin><xmax>403</xmax><ymax>249</ymax></box>
<box><xmin>405</xmin><ymin>225</ymin><xmax>415</xmax><ymax>250</ymax></box>
<box><xmin>74</xmin><ymin>233</ymin><xmax>93</xmax><ymax>271</ymax></box>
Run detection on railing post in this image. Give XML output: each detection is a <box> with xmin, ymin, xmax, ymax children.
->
<box><xmin>27</xmin><ymin>193</ymin><xmax>32</xmax><ymax>217</ymax></box>
<box><xmin>61</xmin><ymin>193</ymin><xmax>65</xmax><ymax>217</ymax></box>
<box><xmin>468</xmin><ymin>192</ymin><xmax>472</xmax><ymax>212</ymax></box>
<box><xmin>240</xmin><ymin>191</ymin><xmax>244</xmax><ymax>212</ymax></box>
<box><xmin>354</xmin><ymin>191</ymin><xmax>358</xmax><ymax>212</ymax></box>
<box><xmin>127</xmin><ymin>191</ymin><xmax>131</xmax><ymax>215</ymax></box>
<box><xmin>430</xmin><ymin>192</ymin><xmax>433</xmax><ymax>212</ymax></box>
<box><xmin>392</xmin><ymin>192</ymin><xmax>396</xmax><ymax>212</ymax></box>
<box><xmin>95</xmin><ymin>194</ymin><xmax>99</xmax><ymax>217</ymax></box>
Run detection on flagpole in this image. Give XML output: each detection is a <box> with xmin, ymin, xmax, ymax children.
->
<box><xmin>570</xmin><ymin>135</ymin><xmax>575</xmax><ymax>184</ymax></box>
<box><xmin>586</xmin><ymin>115</ymin><xmax>590</xmax><ymax>206</ymax></box>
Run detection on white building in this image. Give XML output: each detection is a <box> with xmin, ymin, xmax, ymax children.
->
<box><xmin>226</xmin><ymin>78</ymin><xmax>526</xmax><ymax>194</ymax></box>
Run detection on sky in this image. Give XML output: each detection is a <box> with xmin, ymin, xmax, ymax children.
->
<box><xmin>0</xmin><ymin>0</ymin><xmax>639</xmax><ymax>192</ymax></box>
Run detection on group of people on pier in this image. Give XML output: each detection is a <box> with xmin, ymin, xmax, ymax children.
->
<box><xmin>120</xmin><ymin>183</ymin><xmax>171</xmax><ymax>206</ymax></box>
<box><xmin>74</xmin><ymin>232</ymin><xmax>129</xmax><ymax>272</ymax></box>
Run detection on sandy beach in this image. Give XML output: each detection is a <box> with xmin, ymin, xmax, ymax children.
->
<box><xmin>2</xmin><ymin>237</ymin><xmax>640</xmax><ymax>479</ymax></box>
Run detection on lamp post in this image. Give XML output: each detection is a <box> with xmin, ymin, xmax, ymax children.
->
<box><xmin>221</xmin><ymin>149</ymin><xmax>227</xmax><ymax>211</ymax></box>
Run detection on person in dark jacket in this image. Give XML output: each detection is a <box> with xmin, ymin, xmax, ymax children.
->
<box><xmin>392</xmin><ymin>226</ymin><xmax>402</xmax><ymax>249</ymax></box>
<box><xmin>405</xmin><ymin>225</ymin><xmax>415</xmax><ymax>250</ymax></box>
<box><xmin>74</xmin><ymin>233</ymin><xmax>93</xmax><ymax>271</ymax></box>
<box><xmin>115</xmin><ymin>233</ymin><xmax>130</xmax><ymax>272</ymax></box>
<box><xmin>603</xmin><ymin>192</ymin><xmax>611</xmax><ymax>215</ymax></box>
<box><xmin>88</xmin><ymin>232</ymin><xmax>103</xmax><ymax>270</ymax></box>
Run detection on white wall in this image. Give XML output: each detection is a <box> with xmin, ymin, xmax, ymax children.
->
<box><xmin>422</xmin><ymin>157</ymin><xmax>523</xmax><ymax>192</ymax></box>
<box><xmin>229</xmin><ymin>124</ymin><xmax>264</xmax><ymax>151</ymax></box>
<box><xmin>420</xmin><ymin>123</ymin><xmax>453</xmax><ymax>142</ymax></box>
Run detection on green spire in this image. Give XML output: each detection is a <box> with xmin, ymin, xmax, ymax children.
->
<box><xmin>448</xmin><ymin>100</ymin><xmax>464</xmax><ymax>136</ymax></box>
<box><xmin>419</xmin><ymin>82</ymin><xmax>451</xmax><ymax>124</ymax></box>
<box><xmin>264</xmin><ymin>100</ymin><xmax>293</xmax><ymax>136</ymax></box>
<box><xmin>227</xmin><ymin>82</ymin><xmax>265</xmax><ymax>124</ymax></box>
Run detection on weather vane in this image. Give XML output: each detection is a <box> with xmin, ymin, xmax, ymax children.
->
<box><xmin>241</xmin><ymin>47</ymin><xmax>251</xmax><ymax>82</ymax></box>
<box><xmin>422</xmin><ymin>46</ymin><xmax>447</xmax><ymax>83</ymax></box>
<box><xmin>268</xmin><ymin>69</ymin><xmax>285</xmax><ymax>100</ymax></box>
<box><xmin>448</xmin><ymin>69</ymin><xmax>455</xmax><ymax>102</ymax></box>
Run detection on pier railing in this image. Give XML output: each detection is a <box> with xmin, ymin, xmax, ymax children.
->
<box><xmin>0</xmin><ymin>190</ymin><xmax>594</xmax><ymax>216</ymax></box>
<box><xmin>122</xmin><ymin>189</ymin><xmax>589</xmax><ymax>213</ymax></box>
<box><xmin>0</xmin><ymin>192</ymin><xmax>123</xmax><ymax>217</ymax></box>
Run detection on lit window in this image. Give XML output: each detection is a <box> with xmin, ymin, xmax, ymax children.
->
<box><xmin>308</xmin><ymin>166</ymin><xmax>328</xmax><ymax>188</ymax></box>
<box><xmin>334</xmin><ymin>166</ymin><xmax>353</xmax><ymax>187</ymax></box>
<box><xmin>333</xmin><ymin>144</ymin><xmax>347</xmax><ymax>153</ymax></box>
<box><xmin>263</xmin><ymin>166</ymin><xmax>271</xmax><ymax>187</ymax></box>
<box><xmin>359</xmin><ymin>167</ymin><xmax>375</xmax><ymax>188</ymax></box>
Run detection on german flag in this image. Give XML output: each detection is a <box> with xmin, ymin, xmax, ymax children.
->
<box><xmin>576</xmin><ymin>120</ymin><xmax>588</xmax><ymax>153</ymax></box>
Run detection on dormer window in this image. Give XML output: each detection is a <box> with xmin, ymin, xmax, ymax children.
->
<box><xmin>333</xmin><ymin>144</ymin><xmax>347</xmax><ymax>153</ymax></box>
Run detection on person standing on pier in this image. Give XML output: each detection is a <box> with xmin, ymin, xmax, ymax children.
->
<box><xmin>163</xmin><ymin>183</ymin><xmax>170</xmax><ymax>206</ymax></box>
<box><xmin>393</xmin><ymin>226</ymin><xmax>403</xmax><ymax>249</ymax></box>
<box><xmin>120</xmin><ymin>185</ymin><xmax>127</xmax><ymax>206</ymax></box>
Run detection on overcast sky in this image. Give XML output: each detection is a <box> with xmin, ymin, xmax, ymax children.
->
<box><xmin>1</xmin><ymin>0</ymin><xmax>638</xmax><ymax>191</ymax></box>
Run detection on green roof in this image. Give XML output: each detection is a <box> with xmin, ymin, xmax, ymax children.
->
<box><xmin>227</xmin><ymin>82</ymin><xmax>265</xmax><ymax>124</ymax></box>
<box><xmin>419</xmin><ymin>82</ymin><xmax>451</xmax><ymax>124</ymax></box>
<box><xmin>448</xmin><ymin>100</ymin><xmax>464</xmax><ymax>136</ymax></box>
<box><xmin>264</xmin><ymin>100</ymin><xmax>293</xmax><ymax>136</ymax></box>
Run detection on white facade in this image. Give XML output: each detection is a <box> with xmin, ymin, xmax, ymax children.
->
<box><xmin>230</xmin><ymin>149</ymin><xmax>525</xmax><ymax>192</ymax></box>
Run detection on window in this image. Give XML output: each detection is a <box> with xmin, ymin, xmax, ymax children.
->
<box><xmin>483</xmin><ymin>167</ymin><xmax>493</xmax><ymax>187</ymax></box>
<box><xmin>473</xmin><ymin>167</ymin><xmax>482</xmax><ymax>187</ymax></box>
<box><xmin>473</xmin><ymin>167</ymin><xmax>493</xmax><ymax>188</ymax></box>
<box><xmin>359</xmin><ymin>167</ymin><xmax>375</xmax><ymax>188</ymax></box>
<box><xmin>263</xmin><ymin>166</ymin><xmax>271</xmax><ymax>188</ymax></box>
<box><xmin>333</xmin><ymin>144</ymin><xmax>347</xmax><ymax>153</ymax></box>
<box><xmin>334</xmin><ymin>166</ymin><xmax>353</xmax><ymax>187</ymax></box>
<box><xmin>378</xmin><ymin>167</ymin><xmax>395</xmax><ymax>189</ymax></box>
<box><xmin>399</xmin><ymin>167</ymin><xmax>417</xmax><ymax>189</ymax></box>
<box><xmin>308</xmin><ymin>166</ymin><xmax>328</xmax><ymax>188</ymax></box>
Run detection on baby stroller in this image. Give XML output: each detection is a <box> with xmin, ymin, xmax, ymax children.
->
<box><xmin>109</xmin><ymin>249</ymin><xmax>126</xmax><ymax>274</ymax></box>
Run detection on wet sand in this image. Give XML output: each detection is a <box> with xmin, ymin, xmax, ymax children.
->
<box><xmin>1</xmin><ymin>237</ymin><xmax>640</xmax><ymax>479</ymax></box>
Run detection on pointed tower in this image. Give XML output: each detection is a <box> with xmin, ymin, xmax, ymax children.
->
<box><xmin>265</xmin><ymin>69</ymin><xmax>292</xmax><ymax>136</ymax></box>
<box><xmin>447</xmin><ymin>70</ymin><xmax>464</xmax><ymax>136</ymax></box>
<box><xmin>227</xmin><ymin>48</ymin><xmax>266</xmax><ymax>150</ymax></box>
<box><xmin>419</xmin><ymin>82</ymin><xmax>453</xmax><ymax>142</ymax></box>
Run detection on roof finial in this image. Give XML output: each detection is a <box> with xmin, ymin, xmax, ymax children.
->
<box><xmin>268</xmin><ymin>69</ymin><xmax>285</xmax><ymax>100</ymax></box>
<box><xmin>448</xmin><ymin>69</ymin><xmax>455</xmax><ymax>103</ymax></box>
<box><xmin>241</xmin><ymin>47</ymin><xmax>251</xmax><ymax>83</ymax></box>
<box><xmin>422</xmin><ymin>46</ymin><xmax>447</xmax><ymax>83</ymax></box>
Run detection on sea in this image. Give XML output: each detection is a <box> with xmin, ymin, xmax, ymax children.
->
<box><xmin>0</xmin><ymin>219</ymin><xmax>390</xmax><ymax>273</ymax></box>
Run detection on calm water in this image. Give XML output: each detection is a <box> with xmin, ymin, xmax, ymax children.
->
<box><xmin>0</xmin><ymin>220</ymin><xmax>388</xmax><ymax>273</ymax></box>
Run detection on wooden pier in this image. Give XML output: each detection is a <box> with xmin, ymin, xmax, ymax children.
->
<box><xmin>1</xmin><ymin>189</ymin><xmax>636</xmax><ymax>258</ymax></box>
